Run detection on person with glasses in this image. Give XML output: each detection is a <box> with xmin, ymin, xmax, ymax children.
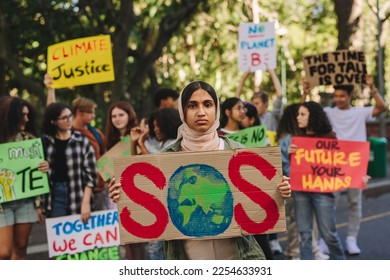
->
<box><xmin>44</xmin><ymin>74</ymin><xmax>106</xmax><ymax>211</ymax></box>
<box><xmin>41</xmin><ymin>103</ymin><xmax>96</xmax><ymax>222</ymax></box>
<box><xmin>218</xmin><ymin>97</ymin><xmax>246</xmax><ymax>136</ymax></box>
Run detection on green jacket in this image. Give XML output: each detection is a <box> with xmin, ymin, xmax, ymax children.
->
<box><xmin>162</xmin><ymin>137</ymin><xmax>266</xmax><ymax>260</ymax></box>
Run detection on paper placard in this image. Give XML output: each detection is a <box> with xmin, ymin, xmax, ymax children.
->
<box><xmin>0</xmin><ymin>138</ymin><xmax>50</xmax><ymax>203</ymax></box>
<box><xmin>238</xmin><ymin>22</ymin><xmax>276</xmax><ymax>71</ymax></box>
<box><xmin>47</xmin><ymin>35</ymin><xmax>115</xmax><ymax>88</ymax></box>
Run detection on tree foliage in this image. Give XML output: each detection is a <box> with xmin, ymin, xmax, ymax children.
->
<box><xmin>0</xmin><ymin>0</ymin><xmax>388</xmax><ymax>128</ymax></box>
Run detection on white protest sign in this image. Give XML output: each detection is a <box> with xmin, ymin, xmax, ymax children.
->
<box><xmin>238</xmin><ymin>22</ymin><xmax>276</xmax><ymax>71</ymax></box>
<box><xmin>45</xmin><ymin>209</ymin><xmax>120</xmax><ymax>258</ymax></box>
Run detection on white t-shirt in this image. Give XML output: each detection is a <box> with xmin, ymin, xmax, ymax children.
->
<box><xmin>324</xmin><ymin>106</ymin><xmax>374</xmax><ymax>142</ymax></box>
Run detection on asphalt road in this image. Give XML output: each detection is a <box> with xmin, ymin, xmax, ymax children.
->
<box><xmin>26</xmin><ymin>188</ymin><xmax>390</xmax><ymax>260</ymax></box>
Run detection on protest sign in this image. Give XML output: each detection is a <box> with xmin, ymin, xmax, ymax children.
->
<box><xmin>266</xmin><ymin>130</ymin><xmax>277</xmax><ymax>146</ymax></box>
<box><xmin>290</xmin><ymin>137</ymin><xmax>370</xmax><ymax>192</ymax></box>
<box><xmin>238</xmin><ymin>22</ymin><xmax>276</xmax><ymax>71</ymax></box>
<box><xmin>97</xmin><ymin>135</ymin><xmax>131</xmax><ymax>181</ymax></box>
<box><xmin>0</xmin><ymin>138</ymin><xmax>49</xmax><ymax>203</ymax></box>
<box><xmin>47</xmin><ymin>35</ymin><xmax>114</xmax><ymax>88</ymax></box>
<box><xmin>303</xmin><ymin>50</ymin><xmax>367</xmax><ymax>87</ymax></box>
<box><xmin>46</xmin><ymin>209</ymin><xmax>121</xmax><ymax>259</ymax></box>
<box><xmin>113</xmin><ymin>146</ymin><xmax>285</xmax><ymax>244</ymax></box>
<box><xmin>226</xmin><ymin>125</ymin><xmax>267</xmax><ymax>147</ymax></box>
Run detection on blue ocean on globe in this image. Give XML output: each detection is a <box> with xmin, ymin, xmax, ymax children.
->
<box><xmin>167</xmin><ymin>164</ymin><xmax>233</xmax><ymax>237</ymax></box>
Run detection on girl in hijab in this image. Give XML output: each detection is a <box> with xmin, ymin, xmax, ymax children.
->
<box><xmin>109</xmin><ymin>81</ymin><xmax>291</xmax><ymax>259</ymax></box>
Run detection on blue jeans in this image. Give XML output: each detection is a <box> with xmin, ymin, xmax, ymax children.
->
<box><xmin>293</xmin><ymin>191</ymin><xmax>345</xmax><ymax>260</ymax></box>
<box><xmin>147</xmin><ymin>241</ymin><xmax>164</xmax><ymax>260</ymax></box>
<box><xmin>50</xmin><ymin>182</ymin><xmax>70</xmax><ymax>218</ymax></box>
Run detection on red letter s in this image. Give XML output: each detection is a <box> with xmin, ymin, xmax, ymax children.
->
<box><xmin>228</xmin><ymin>151</ymin><xmax>279</xmax><ymax>234</ymax></box>
<box><xmin>120</xmin><ymin>163</ymin><xmax>168</xmax><ymax>239</ymax></box>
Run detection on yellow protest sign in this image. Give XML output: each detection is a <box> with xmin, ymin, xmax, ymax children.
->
<box><xmin>266</xmin><ymin>130</ymin><xmax>277</xmax><ymax>146</ymax></box>
<box><xmin>47</xmin><ymin>35</ymin><xmax>114</xmax><ymax>88</ymax></box>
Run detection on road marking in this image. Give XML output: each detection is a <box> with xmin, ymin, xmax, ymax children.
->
<box><xmin>336</xmin><ymin>211</ymin><xmax>390</xmax><ymax>229</ymax></box>
<box><xmin>278</xmin><ymin>210</ymin><xmax>390</xmax><ymax>242</ymax></box>
<box><xmin>28</xmin><ymin>211</ymin><xmax>390</xmax><ymax>254</ymax></box>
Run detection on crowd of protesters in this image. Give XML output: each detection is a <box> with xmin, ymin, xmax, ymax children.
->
<box><xmin>0</xmin><ymin>67</ymin><xmax>386</xmax><ymax>260</ymax></box>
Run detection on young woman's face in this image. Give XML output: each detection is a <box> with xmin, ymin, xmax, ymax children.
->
<box><xmin>297</xmin><ymin>106</ymin><xmax>309</xmax><ymax>129</ymax></box>
<box><xmin>111</xmin><ymin>107</ymin><xmax>129</xmax><ymax>134</ymax></box>
<box><xmin>153</xmin><ymin>119</ymin><xmax>166</xmax><ymax>142</ymax></box>
<box><xmin>227</xmin><ymin>102</ymin><xmax>246</xmax><ymax>124</ymax></box>
<box><xmin>185</xmin><ymin>89</ymin><xmax>216</xmax><ymax>133</ymax></box>
<box><xmin>55</xmin><ymin>108</ymin><xmax>73</xmax><ymax>131</ymax></box>
<box><xmin>20</xmin><ymin>106</ymin><xmax>29</xmax><ymax>131</ymax></box>
<box><xmin>241</xmin><ymin>115</ymin><xmax>255</xmax><ymax>128</ymax></box>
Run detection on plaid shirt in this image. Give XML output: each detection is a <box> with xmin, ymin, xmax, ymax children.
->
<box><xmin>43</xmin><ymin>130</ymin><xmax>96</xmax><ymax>214</ymax></box>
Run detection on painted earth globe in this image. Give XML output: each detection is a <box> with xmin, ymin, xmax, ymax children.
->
<box><xmin>167</xmin><ymin>164</ymin><xmax>233</xmax><ymax>237</ymax></box>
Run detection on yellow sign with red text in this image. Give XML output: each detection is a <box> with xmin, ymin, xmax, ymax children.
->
<box><xmin>47</xmin><ymin>35</ymin><xmax>114</xmax><ymax>88</ymax></box>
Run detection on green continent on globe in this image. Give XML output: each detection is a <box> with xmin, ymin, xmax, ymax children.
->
<box><xmin>167</xmin><ymin>164</ymin><xmax>233</xmax><ymax>237</ymax></box>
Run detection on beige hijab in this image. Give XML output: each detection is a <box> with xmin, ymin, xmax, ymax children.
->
<box><xmin>176</xmin><ymin>82</ymin><xmax>235</xmax><ymax>259</ymax></box>
<box><xmin>176</xmin><ymin>82</ymin><xmax>221</xmax><ymax>152</ymax></box>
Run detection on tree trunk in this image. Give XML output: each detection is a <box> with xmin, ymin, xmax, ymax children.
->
<box><xmin>334</xmin><ymin>0</ymin><xmax>362</xmax><ymax>50</ymax></box>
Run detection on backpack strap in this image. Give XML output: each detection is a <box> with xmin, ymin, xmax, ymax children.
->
<box><xmin>87</xmin><ymin>125</ymin><xmax>103</xmax><ymax>155</ymax></box>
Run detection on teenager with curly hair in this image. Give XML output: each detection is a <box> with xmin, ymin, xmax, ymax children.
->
<box><xmin>301</xmin><ymin>77</ymin><xmax>386</xmax><ymax>255</ymax></box>
<box><xmin>0</xmin><ymin>97</ymin><xmax>49</xmax><ymax>260</ymax></box>
<box><xmin>289</xmin><ymin>101</ymin><xmax>345</xmax><ymax>260</ymax></box>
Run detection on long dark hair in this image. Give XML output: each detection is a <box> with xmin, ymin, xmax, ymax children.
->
<box><xmin>0</xmin><ymin>96</ymin><xmax>36</xmax><ymax>143</ymax></box>
<box><xmin>180</xmin><ymin>81</ymin><xmax>219</xmax><ymax>121</ymax></box>
<box><xmin>106</xmin><ymin>101</ymin><xmax>138</xmax><ymax>149</ymax></box>
<box><xmin>276</xmin><ymin>103</ymin><xmax>300</xmax><ymax>141</ymax></box>
<box><xmin>148</xmin><ymin>108</ymin><xmax>181</xmax><ymax>140</ymax></box>
<box><xmin>244</xmin><ymin>102</ymin><xmax>260</xmax><ymax>127</ymax></box>
<box><xmin>42</xmin><ymin>103</ymin><xmax>72</xmax><ymax>136</ymax></box>
<box><xmin>219</xmin><ymin>97</ymin><xmax>242</xmax><ymax>128</ymax></box>
<box><xmin>299</xmin><ymin>101</ymin><xmax>333</xmax><ymax>136</ymax></box>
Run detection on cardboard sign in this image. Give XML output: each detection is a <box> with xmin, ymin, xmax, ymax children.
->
<box><xmin>97</xmin><ymin>135</ymin><xmax>131</xmax><ymax>181</ymax></box>
<box><xmin>290</xmin><ymin>137</ymin><xmax>370</xmax><ymax>193</ymax></box>
<box><xmin>47</xmin><ymin>35</ymin><xmax>115</xmax><ymax>88</ymax></box>
<box><xmin>113</xmin><ymin>146</ymin><xmax>285</xmax><ymax>244</ymax></box>
<box><xmin>0</xmin><ymin>138</ymin><xmax>50</xmax><ymax>203</ymax></box>
<box><xmin>238</xmin><ymin>22</ymin><xmax>276</xmax><ymax>71</ymax></box>
<box><xmin>45</xmin><ymin>209</ymin><xmax>120</xmax><ymax>258</ymax></box>
<box><xmin>303</xmin><ymin>50</ymin><xmax>367</xmax><ymax>86</ymax></box>
<box><xmin>226</xmin><ymin>125</ymin><xmax>267</xmax><ymax>147</ymax></box>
